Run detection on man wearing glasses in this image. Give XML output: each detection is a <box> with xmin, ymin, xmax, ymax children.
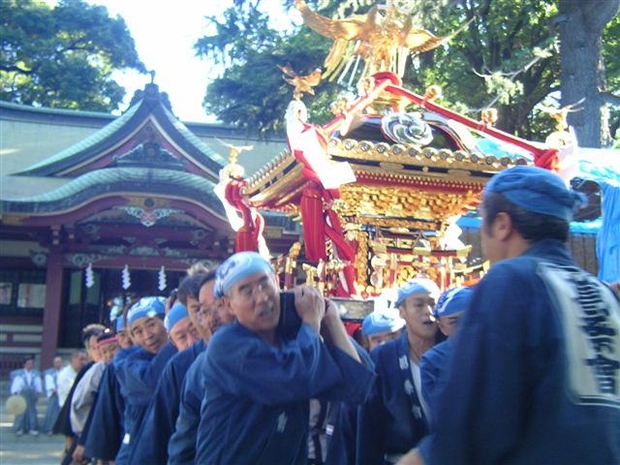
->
<box><xmin>195</xmin><ymin>251</ymin><xmax>375</xmax><ymax>465</ymax></box>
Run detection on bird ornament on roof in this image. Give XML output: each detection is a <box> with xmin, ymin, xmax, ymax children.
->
<box><xmin>294</xmin><ymin>0</ymin><xmax>453</xmax><ymax>86</ymax></box>
<box><xmin>277</xmin><ymin>63</ymin><xmax>323</xmax><ymax>100</ymax></box>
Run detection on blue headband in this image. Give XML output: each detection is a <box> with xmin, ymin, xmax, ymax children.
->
<box><xmin>434</xmin><ymin>286</ymin><xmax>473</xmax><ymax>318</ymax></box>
<box><xmin>362</xmin><ymin>312</ymin><xmax>405</xmax><ymax>337</ymax></box>
<box><xmin>395</xmin><ymin>278</ymin><xmax>440</xmax><ymax>307</ymax></box>
<box><xmin>215</xmin><ymin>251</ymin><xmax>274</xmax><ymax>298</ymax></box>
<box><xmin>164</xmin><ymin>302</ymin><xmax>189</xmax><ymax>332</ymax></box>
<box><xmin>115</xmin><ymin>317</ymin><xmax>126</xmax><ymax>332</ymax></box>
<box><xmin>484</xmin><ymin>166</ymin><xmax>581</xmax><ymax>221</ymax></box>
<box><xmin>127</xmin><ymin>296</ymin><xmax>166</xmax><ymax>326</ymax></box>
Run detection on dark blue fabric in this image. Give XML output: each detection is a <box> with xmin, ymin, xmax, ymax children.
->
<box><xmin>325</xmin><ymin>338</ymin><xmax>374</xmax><ymax>465</ymax></box>
<box><xmin>115</xmin><ymin>342</ymin><xmax>177</xmax><ymax>464</ymax></box>
<box><xmin>325</xmin><ymin>402</ymin><xmax>358</xmax><ymax>465</ymax></box>
<box><xmin>168</xmin><ymin>350</ymin><xmax>208</xmax><ymax>465</ymax></box>
<box><xmin>419</xmin><ymin>338</ymin><xmax>452</xmax><ymax>428</ymax></box>
<box><xmin>356</xmin><ymin>331</ymin><xmax>430</xmax><ymax>465</ymax></box>
<box><xmin>195</xmin><ymin>321</ymin><xmax>375</xmax><ymax>465</ymax></box>
<box><xmin>130</xmin><ymin>339</ymin><xmax>206</xmax><ymax>465</ymax></box>
<box><xmin>418</xmin><ymin>239</ymin><xmax>620</xmax><ymax>464</ymax></box>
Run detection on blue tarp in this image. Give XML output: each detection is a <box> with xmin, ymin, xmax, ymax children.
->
<box><xmin>557</xmin><ymin>147</ymin><xmax>619</xmax><ymax>283</ymax></box>
<box><xmin>596</xmin><ymin>182</ymin><xmax>620</xmax><ymax>283</ymax></box>
<box><xmin>456</xmin><ymin>216</ymin><xmax>601</xmax><ymax>235</ymax></box>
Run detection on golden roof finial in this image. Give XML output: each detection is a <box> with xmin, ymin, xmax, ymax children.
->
<box><xmin>539</xmin><ymin>99</ymin><xmax>584</xmax><ymax>131</ymax></box>
<box><xmin>215</xmin><ymin>138</ymin><xmax>254</xmax><ymax>165</ymax></box>
<box><xmin>294</xmin><ymin>0</ymin><xmax>453</xmax><ymax>83</ymax></box>
<box><xmin>277</xmin><ymin>63</ymin><xmax>322</xmax><ymax>100</ymax></box>
<box><xmin>424</xmin><ymin>85</ymin><xmax>442</xmax><ymax>101</ymax></box>
<box><xmin>481</xmin><ymin>108</ymin><xmax>498</xmax><ymax>126</ymax></box>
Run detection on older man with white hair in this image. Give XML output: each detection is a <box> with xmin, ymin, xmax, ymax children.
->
<box><xmin>194</xmin><ymin>251</ymin><xmax>375</xmax><ymax>465</ymax></box>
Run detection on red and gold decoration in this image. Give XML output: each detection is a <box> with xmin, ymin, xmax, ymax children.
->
<box><xmin>215</xmin><ymin>1</ymin><xmax>562</xmax><ymax>298</ymax></box>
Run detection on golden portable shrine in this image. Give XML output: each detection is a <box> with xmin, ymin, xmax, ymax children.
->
<box><xmin>215</xmin><ymin>0</ymin><xmax>565</xmax><ymax>308</ymax></box>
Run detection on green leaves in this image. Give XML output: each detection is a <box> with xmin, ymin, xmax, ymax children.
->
<box><xmin>0</xmin><ymin>0</ymin><xmax>145</xmax><ymax>111</ymax></box>
<box><xmin>197</xmin><ymin>0</ymin><xmax>618</xmax><ymax>143</ymax></box>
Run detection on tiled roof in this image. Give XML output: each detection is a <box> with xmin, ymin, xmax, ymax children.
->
<box><xmin>1</xmin><ymin>167</ymin><xmax>222</xmax><ymax>214</ymax></box>
<box><xmin>20</xmin><ymin>104</ymin><xmax>141</xmax><ymax>172</ymax></box>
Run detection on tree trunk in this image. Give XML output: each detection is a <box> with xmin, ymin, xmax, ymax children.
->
<box><xmin>558</xmin><ymin>0</ymin><xmax>619</xmax><ymax>148</ymax></box>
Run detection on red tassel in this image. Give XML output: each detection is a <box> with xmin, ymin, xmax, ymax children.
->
<box><xmin>301</xmin><ymin>185</ymin><xmax>326</xmax><ymax>261</ymax></box>
<box><xmin>235</xmin><ymin>226</ymin><xmax>256</xmax><ymax>252</ymax></box>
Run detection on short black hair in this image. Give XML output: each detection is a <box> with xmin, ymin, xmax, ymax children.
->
<box><xmin>483</xmin><ymin>192</ymin><xmax>570</xmax><ymax>242</ymax></box>
<box><xmin>177</xmin><ymin>269</ymin><xmax>217</xmax><ymax>305</ymax></box>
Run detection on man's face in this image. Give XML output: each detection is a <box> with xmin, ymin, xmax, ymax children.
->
<box><xmin>168</xmin><ymin>317</ymin><xmax>200</xmax><ymax>351</ymax></box>
<box><xmin>87</xmin><ymin>335</ymin><xmax>103</xmax><ymax>363</ymax></box>
<box><xmin>223</xmin><ymin>271</ymin><xmax>280</xmax><ymax>339</ymax></box>
<box><xmin>367</xmin><ymin>329</ymin><xmax>403</xmax><ymax>351</ymax></box>
<box><xmin>72</xmin><ymin>353</ymin><xmax>87</xmax><ymax>371</ymax></box>
<box><xmin>399</xmin><ymin>292</ymin><xmax>437</xmax><ymax>340</ymax></box>
<box><xmin>437</xmin><ymin>312</ymin><xmax>463</xmax><ymax>338</ymax></box>
<box><xmin>24</xmin><ymin>359</ymin><xmax>34</xmax><ymax>371</ymax></box>
<box><xmin>185</xmin><ymin>295</ymin><xmax>208</xmax><ymax>341</ymax></box>
<box><xmin>99</xmin><ymin>342</ymin><xmax>119</xmax><ymax>364</ymax></box>
<box><xmin>116</xmin><ymin>329</ymin><xmax>132</xmax><ymax>349</ymax></box>
<box><xmin>198</xmin><ymin>280</ymin><xmax>232</xmax><ymax>338</ymax></box>
<box><xmin>53</xmin><ymin>357</ymin><xmax>63</xmax><ymax>370</ymax></box>
<box><xmin>130</xmin><ymin>316</ymin><xmax>168</xmax><ymax>354</ymax></box>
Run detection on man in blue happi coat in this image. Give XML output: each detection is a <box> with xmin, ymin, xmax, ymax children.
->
<box><xmin>84</xmin><ymin>316</ymin><xmax>137</xmax><ymax>463</ymax></box>
<box><xmin>314</xmin><ymin>335</ymin><xmax>375</xmax><ymax>465</ymax></box>
<box><xmin>399</xmin><ymin>166</ymin><xmax>620</xmax><ymax>464</ymax></box>
<box><xmin>419</xmin><ymin>286</ymin><xmax>472</xmax><ymax>425</ymax></box>
<box><xmin>356</xmin><ymin>278</ymin><xmax>441</xmax><ymax>465</ymax></box>
<box><xmin>195</xmin><ymin>251</ymin><xmax>375</xmax><ymax>465</ymax></box>
<box><xmin>168</xmin><ymin>349</ymin><xmax>208</xmax><ymax>465</ymax></box>
<box><xmin>168</xmin><ymin>268</ymin><xmax>236</xmax><ymax>464</ymax></box>
<box><xmin>361</xmin><ymin>309</ymin><xmax>406</xmax><ymax>352</ymax></box>
<box><xmin>114</xmin><ymin>296</ymin><xmax>178</xmax><ymax>464</ymax></box>
<box><xmin>128</xmin><ymin>299</ymin><xmax>201</xmax><ymax>464</ymax></box>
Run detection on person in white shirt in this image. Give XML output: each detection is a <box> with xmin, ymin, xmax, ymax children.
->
<box><xmin>69</xmin><ymin>327</ymin><xmax>111</xmax><ymax>464</ymax></box>
<box><xmin>57</xmin><ymin>351</ymin><xmax>87</xmax><ymax>409</ymax></box>
<box><xmin>10</xmin><ymin>355</ymin><xmax>43</xmax><ymax>436</ymax></box>
<box><xmin>42</xmin><ymin>355</ymin><xmax>63</xmax><ymax>435</ymax></box>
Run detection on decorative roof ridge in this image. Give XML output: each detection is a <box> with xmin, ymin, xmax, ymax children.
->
<box><xmin>0</xmin><ymin>99</ymin><xmax>118</xmax><ymax>120</ymax></box>
<box><xmin>161</xmin><ymin>105</ymin><xmax>228</xmax><ymax>167</ymax></box>
<box><xmin>2</xmin><ymin>167</ymin><xmax>217</xmax><ymax>204</ymax></box>
<box><xmin>329</xmin><ymin>138</ymin><xmax>528</xmax><ymax>170</ymax></box>
<box><xmin>244</xmin><ymin>149</ymin><xmax>296</xmax><ymax>191</ymax></box>
<box><xmin>15</xmin><ymin>103</ymin><xmax>142</xmax><ymax>174</ymax></box>
<box><xmin>13</xmin><ymin>84</ymin><xmax>225</xmax><ymax>178</ymax></box>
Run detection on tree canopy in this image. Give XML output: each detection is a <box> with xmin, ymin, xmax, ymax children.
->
<box><xmin>0</xmin><ymin>0</ymin><xmax>146</xmax><ymax>112</ymax></box>
<box><xmin>196</xmin><ymin>0</ymin><xmax>619</xmax><ymax>147</ymax></box>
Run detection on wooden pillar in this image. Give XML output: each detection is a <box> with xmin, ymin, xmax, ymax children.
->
<box><xmin>40</xmin><ymin>252</ymin><xmax>63</xmax><ymax>368</ymax></box>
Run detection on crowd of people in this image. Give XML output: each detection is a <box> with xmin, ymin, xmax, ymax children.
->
<box><xmin>7</xmin><ymin>166</ymin><xmax>619</xmax><ymax>464</ymax></box>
